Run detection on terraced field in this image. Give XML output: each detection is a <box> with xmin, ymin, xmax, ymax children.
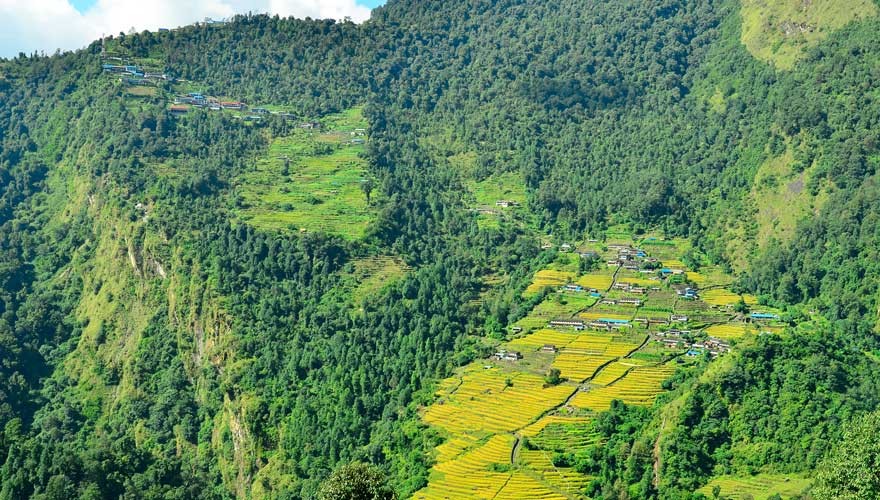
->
<box><xmin>235</xmin><ymin>107</ymin><xmax>375</xmax><ymax>239</ymax></box>
<box><xmin>424</xmin><ymin>367</ymin><xmax>573</xmax><ymax>435</ymax></box>
<box><xmin>524</xmin><ymin>270</ymin><xmax>577</xmax><ymax>296</ymax></box>
<box><xmin>415</xmin><ymin>434</ymin><xmax>516</xmax><ymax>499</ymax></box>
<box><xmin>705</xmin><ymin>322</ymin><xmax>754</xmax><ymax>341</ymax></box>
<box><xmin>517</xmin><ymin>449</ymin><xmax>591</xmax><ymax>495</ymax></box>
<box><xmin>576</xmin><ymin>272</ymin><xmax>615</xmax><ymax>290</ymax></box>
<box><xmin>570</xmin><ymin>364</ymin><xmax>675</xmax><ymax>411</ymax></box>
<box><xmin>701</xmin><ymin>288</ymin><xmax>743</xmax><ymax>307</ymax></box>
<box><xmin>591</xmin><ymin>360</ymin><xmax>644</xmax><ymax>386</ymax></box>
<box><xmin>696</xmin><ymin>473</ymin><xmax>811</xmax><ymax>499</ymax></box>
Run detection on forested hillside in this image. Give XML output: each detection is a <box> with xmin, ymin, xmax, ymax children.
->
<box><xmin>2</xmin><ymin>0</ymin><xmax>880</xmax><ymax>498</ymax></box>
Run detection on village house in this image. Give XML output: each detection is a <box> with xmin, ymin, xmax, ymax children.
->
<box><xmin>618</xmin><ymin>298</ymin><xmax>642</xmax><ymax>306</ymax></box>
<box><xmin>670</xmin><ymin>314</ymin><xmax>689</xmax><ymax>323</ymax></box>
<box><xmin>560</xmin><ymin>243</ymin><xmax>572</xmax><ymax>252</ymax></box>
<box><xmin>630</xmin><ymin>287</ymin><xmax>647</xmax><ymax>294</ymax></box>
<box><xmin>540</xmin><ymin>344</ymin><xmax>559</xmax><ymax>354</ymax></box>
<box><xmin>221</xmin><ymin>101</ymin><xmax>246</xmax><ymax>110</ymax></box>
<box><xmin>301</xmin><ymin>121</ymin><xmax>320</xmax><ymax>129</ymax></box>
<box><xmin>563</xmin><ymin>284</ymin><xmax>585</xmax><ymax>293</ymax></box>
<box><xmin>580</xmin><ymin>251</ymin><xmax>599</xmax><ymax>260</ymax></box>
<box><xmin>511</xmin><ymin>326</ymin><xmax>523</xmax><ymax>333</ymax></box>
<box><xmin>549</xmin><ymin>319</ymin><xmax>585</xmax><ymax>330</ymax></box>
<box><xmin>600</xmin><ymin>299</ymin><xmax>617</xmax><ymax>305</ymax></box>
<box><xmin>607</xmin><ymin>260</ymin><xmax>620</xmax><ymax>267</ymax></box>
<box><xmin>750</xmin><ymin>312</ymin><xmax>779</xmax><ymax>321</ymax></box>
<box><xmin>169</xmin><ymin>105</ymin><xmax>189</xmax><ymax>115</ymax></box>
<box><xmin>493</xmin><ymin>350</ymin><xmax>523</xmax><ymax>362</ymax></box>
<box><xmin>634</xmin><ymin>318</ymin><xmax>648</xmax><ymax>325</ymax></box>
<box><xmin>613</xmin><ymin>283</ymin><xmax>631</xmax><ymax>291</ymax></box>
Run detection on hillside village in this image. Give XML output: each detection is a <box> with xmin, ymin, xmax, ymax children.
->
<box><xmin>100</xmin><ymin>47</ymin><xmax>329</xmax><ymax>130</ymax></box>
<box><xmin>416</xmin><ymin>232</ymin><xmax>793</xmax><ymax>500</ymax></box>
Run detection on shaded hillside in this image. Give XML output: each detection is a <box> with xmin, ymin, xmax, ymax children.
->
<box><xmin>1</xmin><ymin>0</ymin><xmax>880</xmax><ymax>499</ymax></box>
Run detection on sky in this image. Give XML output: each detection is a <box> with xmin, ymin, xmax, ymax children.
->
<box><xmin>0</xmin><ymin>0</ymin><xmax>386</xmax><ymax>58</ymax></box>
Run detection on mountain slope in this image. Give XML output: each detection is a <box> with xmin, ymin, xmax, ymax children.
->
<box><xmin>1</xmin><ymin>1</ymin><xmax>880</xmax><ymax>499</ymax></box>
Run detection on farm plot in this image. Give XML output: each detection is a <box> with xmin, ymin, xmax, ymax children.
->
<box><xmin>511</xmin><ymin>294</ymin><xmax>596</xmax><ymax>331</ymax></box>
<box><xmin>493</xmin><ymin>471</ymin><xmax>569</xmax><ymax>500</ymax></box>
<box><xmin>591</xmin><ymin>360</ymin><xmax>641</xmax><ymax>386</ymax></box>
<box><xmin>552</xmin><ymin>335</ymin><xmax>644</xmax><ymax>380</ymax></box>
<box><xmin>517</xmin><ymin>449</ymin><xmax>592</xmax><ymax>496</ymax></box>
<box><xmin>424</xmin><ymin>367</ymin><xmax>573</xmax><ymax>435</ymax></box>
<box><xmin>701</xmin><ymin>288</ymin><xmax>744</xmax><ymax>307</ymax></box>
<box><xmin>576</xmin><ymin>272</ymin><xmax>615</xmax><ymax>291</ymax></box>
<box><xmin>235</xmin><ymin>107</ymin><xmax>375</xmax><ymax>239</ymax></box>
<box><xmin>695</xmin><ymin>473</ymin><xmax>811</xmax><ymax>500</ymax></box>
<box><xmin>570</xmin><ymin>364</ymin><xmax>675</xmax><ymax>411</ymax></box>
<box><xmin>521</xmin><ymin>415</ymin><xmax>592</xmax><ymax>439</ymax></box>
<box><xmin>525</xmin><ymin>417</ymin><xmax>600</xmax><ymax>452</ymax></box>
<box><xmin>524</xmin><ymin>270</ymin><xmax>577</xmax><ymax>296</ymax></box>
<box><xmin>705</xmin><ymin>322</ymin><xmax>754</xmax><ymax>341</ymax></box>
<box><xmin>434</xmin><ymin>434</ymin><xmax>482</xmax><ymax>464</ymax></box>
<box><xmin>579</xmin><ymin>311</ymin><xmax>632</xmax><ymax>322</ymax></box>
<box><xmin>508</xmin><ymin>329</ymin><xmax>579</xmax><ymax>350</ymax></box>
<box><xmin>416</xmin><ymin>434</ymin><xmax>515</xmax><ymax>499</ymax></box>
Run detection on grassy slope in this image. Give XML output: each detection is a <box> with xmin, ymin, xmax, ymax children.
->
<box><xmin>740</xmin><ymin>0</ymin><xmax>878</xmax><ymax>70</ymax></box>
<box><xmin>751</xmin><ymin>143</ymin><xmax>830</xmax><ymax>249</ymax></box>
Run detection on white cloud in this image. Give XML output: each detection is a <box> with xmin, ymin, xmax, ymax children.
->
<box><xmin>0</xmin><ymin>0</ymin><xmax>374</xmax><ymax>58</ymax></box>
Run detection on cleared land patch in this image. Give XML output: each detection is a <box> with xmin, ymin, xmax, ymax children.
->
<box><xmin>741</xmin><ymin>0</ymin><xmax>877</xmax><ymax>70</ymax></box>
<box><xmin>234</xmin><ymin>107</ymin><xmax>375</xmax><ymax>239</ymax></box>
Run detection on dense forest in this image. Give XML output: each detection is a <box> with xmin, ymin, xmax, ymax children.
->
<box><xmin>2</xmin><ymin>0</ymin><xmax>880</xmax><ymax>498</ymax></box>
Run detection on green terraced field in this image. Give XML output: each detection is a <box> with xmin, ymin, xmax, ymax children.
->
<box><xmin>696</xmin><ymin>473</ymin><xmax>811</xmax><ymax>499</ymax></box>
<box><xmin>234</xmin><ymin>107</ymin><xmax>375</xmax><ymax>239</ymax></box>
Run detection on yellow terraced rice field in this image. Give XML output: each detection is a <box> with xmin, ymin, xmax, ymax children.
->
<box><xmin>701</xmin><ymin>288</ymin><xmax>742</xmax><ymax>307</ymax></box>
<box><xmin>507</xmin><ymin>329</ymin><xmax>578</xmax><ymax>350</ymax></box>
<box><xmin>570</xmin><ymin>364</ymin><xmax>675</xmax><ymax>411</ymax></box>
<box><xmin>551</xmin><ymin>336</ymin><xmax>643</xmax><ymax>380</ymax></box>
<box><xmin>521</xmin><ymin>415</ymin><xmax>592</xmax><ymax>437</ymax></box>
<box><xmin>576</xmin><ymin>273</ymin><xmax>614</xmax><ymax>290</ymax></box>
<box><xmin>416</xmin><ymin>434</ymin><xmax>514</xmax><ymax>499</ymax></box>
<box><xmin>525</xmin><ymin>270</ymin><xmax>576</xmax><ymax>295</ymax></box>
<box><xmin>424</xmin><ymin>368</ymin><xmax>573</xmax><ymax>435</ymax></box>
<box><xmin>494</xmin><ymin>472</ymin><xmax>569</xmax><ymax>500</ymax></box>
<box><xmin>705</xmin><ymin>323</ymin><xmax>752</xmax><ymax>340</ymax></box>
<box><xmin>591</xmin><ymin>361</ymin><xmax>636</xmax><ymax>386</ymax></box>
<box><xmin>518</xmin><ymin>449</ymin><xmax>592</xmax><ymax>495</ymax></box>
<box><xmin>434</xmin><ymin>434</ymin><xmax>481</xmax><ymax>464</ymax></box>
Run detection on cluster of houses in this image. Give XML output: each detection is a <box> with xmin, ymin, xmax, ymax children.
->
<box><xmin>612</xmin><ymin>282</ymin><xmax>649</xmax><ymax>294</ymax></box>
<box><xmin>549</xmin><ymin>318</ymin><xmax>632</xmax><ymax>332</ymax></box>
<box><xmin>674</xmin><ymin>285</ymin><xmax>699</xmax><ymax>300</ymax></box>
<box><xmin>101</xmin><ymin>61</ymin><xmax>316</xmax><ymax>125</ymax></box>
<box><xmin>655</xmin><ymin>328</ymin><xmax>731</xmax><ymax>357</ymax></box>
<box><xmin>103</xmin><ymin>63</ymin><xmax>175</xmax><ymax>85</ymax></box>
<box><xmin>600</xmin><ymin>297</ymin><xmax>642</xmax><ymax>307</ymax></box>
<box><xmin>561</xmin><ymin>284</ymin><xmax>603</xmax><ymax>298</ymax></box>
<box><xmin>604</xmin><ymin>244</ymin><xmax>660</xmax><ymax>272</ymax></box>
